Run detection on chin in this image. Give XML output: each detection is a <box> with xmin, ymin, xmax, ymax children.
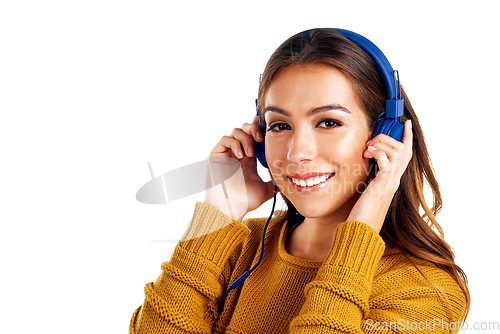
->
<box><xmin>284</xmin><ymin>188</ymin><xmax>361</xmax><ymax>222</ymax></box>
<box><xmin>287</xmin><ymin>195</ymin><xmax>339</xmax><ymax>219</ymax></box>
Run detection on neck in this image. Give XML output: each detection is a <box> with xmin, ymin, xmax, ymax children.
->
<box><xmin>285</xmin><ymin>192</ymin><xmax>361</xmax><ymax>262</ymax></box>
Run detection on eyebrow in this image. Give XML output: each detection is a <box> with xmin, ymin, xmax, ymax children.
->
<box><xmin>263</xmin><ymin>104</ymin><xmax>351</xmax><ymax>116</ymax></box>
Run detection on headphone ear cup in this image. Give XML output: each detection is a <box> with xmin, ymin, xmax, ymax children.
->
<box><xmin>254</xmin><ymin>101</ymin><xmax>269</xmax><ymax>169</ymax></box>
<box><xmin>371</xmin><ymin>118</ymin><xmax>404</xmax><ymax>142</ymax></box>
<box><xmin>253</xmin><ymin>125</ymin><xmax>269</xmax><ymax>169</ymax></box>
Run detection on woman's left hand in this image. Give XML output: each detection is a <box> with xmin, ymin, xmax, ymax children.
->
<box><xmin>346</xmin><ymin>120</ymin><xmax>413</xmax><ymax>233</ymax></box>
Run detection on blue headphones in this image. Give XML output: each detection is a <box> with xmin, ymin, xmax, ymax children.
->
<box><xmin>253</xmin><ymin>28</ymin><xmax>405</xmax><ymax>169</ymax></box>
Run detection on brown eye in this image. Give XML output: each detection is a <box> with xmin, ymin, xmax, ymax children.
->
<box><xmin>268</xmin><ymin>123</ymin><xmax>291</xmax><ymax>132</ymax></box>
<box><xmin>317</xmin><ymin>119</ymin><xmax>341</xmax><ymax>128</ymax></box>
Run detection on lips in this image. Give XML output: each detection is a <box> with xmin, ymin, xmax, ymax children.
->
<box><xmin>287</xmin><ymin>172</ymin><xmax>335</xmax><ymax>192</ymax></box>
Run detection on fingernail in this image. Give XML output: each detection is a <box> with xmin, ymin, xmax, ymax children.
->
<box><xmin>368</xmin><ymin>146</ymin><xmax>377</xmax><ymax>151</ymax></box>
<box><xmin>237</xmin><ymin>148</ymin><xmax>244</xmax><ymax>158</ymax></box>
<box><xmin>255</xmin><ymin>131</ymin><xmax>262</xmax><ymax>140</ymax></box>
<box><xmin>247</xmin><ymin>144</ymin><xmax>253</xmax><ymax>156</ymax></box>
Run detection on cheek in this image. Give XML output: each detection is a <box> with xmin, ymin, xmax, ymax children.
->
<box><xmin>323</xmin><ymin>136</ymin><xmax>370</xmax><ymax>176</ymax></box>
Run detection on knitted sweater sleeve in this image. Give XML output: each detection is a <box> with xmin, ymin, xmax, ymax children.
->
<box><xmin>129</xmin><ymin>202</ymin><xmax>250</xmax><ymax>334</ymax></box>
<box><xmin>289</xmin><ymin>220</ymin><xmax>467</xmax><ymax>334</ymax></box>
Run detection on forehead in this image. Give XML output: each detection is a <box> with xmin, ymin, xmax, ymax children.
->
<box><xmin>264</xmin><ymin>64</ymin><xmax>364</xmax><ymax>117</ymax></box>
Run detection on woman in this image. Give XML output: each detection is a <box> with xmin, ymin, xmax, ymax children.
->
<box><xmin>130</xmin><ymin>28</ymin><xmax>470</xmax><ymax>333</ymax></box>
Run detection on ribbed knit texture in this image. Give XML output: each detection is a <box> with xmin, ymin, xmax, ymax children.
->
<box><xmin>130</xmin><ymin>202</ymin><xmax>467</xmax><ymax>334</ymax></box>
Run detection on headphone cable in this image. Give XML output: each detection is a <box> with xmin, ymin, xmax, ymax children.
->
<box><xmin>218</xmin><ymin>184</ymin><xmax>278</xmax><ymax>313</ymax></box>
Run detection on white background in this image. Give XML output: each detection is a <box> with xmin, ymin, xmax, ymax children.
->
<box><xmin>1</xmin><ymin>1</ymin><xmax>498</xmax><ymax>333</ymax></box>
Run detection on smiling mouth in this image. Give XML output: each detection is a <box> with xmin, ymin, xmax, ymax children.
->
<box><xmin>288</xmin><ymin>173</ymin><xmax>335</xmax><ymax>188</ymax></box>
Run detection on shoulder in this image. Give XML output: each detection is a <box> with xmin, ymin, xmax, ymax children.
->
<box><xmin>371</xmin><ymin>250</ymin><xmax>467</xmax><ymax>324</ymax></box>
<box><xmin>376</xmin><ymin>250</ymin><xmax>464</xmax><ymax>295</ymax></box>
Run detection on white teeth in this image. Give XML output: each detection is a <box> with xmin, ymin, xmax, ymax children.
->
<box><xmin>290</xmin><ymin>174</ymin><xmax>332</xmax><ymax>187</ymax></box>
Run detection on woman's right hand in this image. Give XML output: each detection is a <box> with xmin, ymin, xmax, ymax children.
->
<box><xmin>204</xmin><ymin>116</ymin><xmax>276</xmax><ymax>222</ymax></box>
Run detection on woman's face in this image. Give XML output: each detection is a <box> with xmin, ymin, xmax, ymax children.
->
<box><xmin>264</xmin><ymin>63</ymin><xmax>372</xmax><ymax>223</ymax></box>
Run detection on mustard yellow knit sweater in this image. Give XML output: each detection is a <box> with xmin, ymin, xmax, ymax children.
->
<box><xmin>130</xmin><ymin>202</ymin><xmax>467</xmax><ymax>333</ymax></box>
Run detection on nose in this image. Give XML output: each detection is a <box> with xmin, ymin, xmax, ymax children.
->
<box><xmin>286</xmin><ymin>127</ymin><xmax>317</xmax><ymax>164</ymax></box>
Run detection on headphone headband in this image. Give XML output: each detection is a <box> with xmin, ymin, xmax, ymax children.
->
<box><xmin>300</xmin><ymin>28</ymin><xmax>404</xmax><ymax>118</ymax></box>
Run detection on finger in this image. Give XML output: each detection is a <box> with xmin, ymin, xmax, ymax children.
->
<box><xmin>253</xmin><ymin>115</ymin><xmax>266</xmax><ymax>141</ymax></box>
<box><xmin>211</xmin><ymin>135</ymin><xmax>245</xmax><ymax>159</ymax></box>
<box><xmin>365</xmin><ymin>142</ymin><xmax>398</xmax><ymax>161</ymax></box>
<box><xmin>366</xmin><ymin>133</ymin><xmax>403</xmax><ymax>151</ymax></box>
<box><xmin>241</xmin><ymin>122</ymin><xmax>264</xmax><ymax>142</ymax></box>
<box><xmin>402</xmin><ymin>119</ymin><xmax>413</xmax><ymax>149</ymax></box>
<box><xmin>364</xmin><ymin>146</ymin><xmax>391</xmax><ymax>173</ymax></box>
<box><xmin>231</xmin><ymin>128</ymin><xmax>255</xmax><ymax>157</ymax></box>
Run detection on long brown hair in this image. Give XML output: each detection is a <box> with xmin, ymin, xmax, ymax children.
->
<box><xmin>257</xmin><ymin>28</ymin><xmax>470</xmax><ymax>323</ymax></box>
